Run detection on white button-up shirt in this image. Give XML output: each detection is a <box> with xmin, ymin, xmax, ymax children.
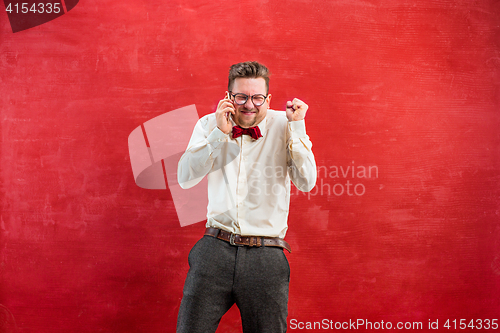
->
<box><xmin>177</xmin><ymin>110</ymin><xmax>317</xmax><ymax>238</ymax></box>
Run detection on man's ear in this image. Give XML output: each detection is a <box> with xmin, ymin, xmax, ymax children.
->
<box><xmin>266</xmin><ymin>94</ymin><xmax>272</xmax><ymax>108</ymax></box>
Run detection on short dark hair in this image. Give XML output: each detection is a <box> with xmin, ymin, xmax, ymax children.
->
<box><xmin>228</xmin><ymin>61</ymin><xmax>270</xmax><ymax>93</ymax></box>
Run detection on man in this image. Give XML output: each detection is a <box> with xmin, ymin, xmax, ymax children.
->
<box><xmin>176</xmin><ymin>61</ymin><xmax>316</xmax><ymax>333</ymax></box>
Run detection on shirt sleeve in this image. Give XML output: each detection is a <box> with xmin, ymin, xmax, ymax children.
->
<box><xmin>177</xmin><ymin>116</ymin><xmax>229</xmax><ymax>189</ymax></box>
<box><xmin>286</xmin><ymin>119</ymin><xmax>317</xmax><ymax>192</ymax></box>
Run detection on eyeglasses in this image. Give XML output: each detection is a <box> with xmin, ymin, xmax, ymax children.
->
<box><xmin>229</xmin><ymin>92</ymin><xmax>268</xmax><ymax>107</ymax></box>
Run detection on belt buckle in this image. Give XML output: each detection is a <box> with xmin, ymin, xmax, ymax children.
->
<box><xmin>229</xmin><ymin>233</ymin><xmax>243</xmax><ymax>246</ymax></box>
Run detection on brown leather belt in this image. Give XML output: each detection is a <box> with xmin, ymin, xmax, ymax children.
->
<box><xmin>204</xmin><ymin>227</ymin><xmax>291</xmax><ymax>253</ymax></box>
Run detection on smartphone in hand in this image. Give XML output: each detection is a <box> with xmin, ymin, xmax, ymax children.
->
<box><xmin>225</xmin><ymin>92</ymin><xmax>233</xmax><ymax>121</ymax></box>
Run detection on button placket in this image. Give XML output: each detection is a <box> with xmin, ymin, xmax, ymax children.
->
<box><xmin>235</xmin><ymin>136</ymin><xmax>249</xmax><ymax>228</ymax></box>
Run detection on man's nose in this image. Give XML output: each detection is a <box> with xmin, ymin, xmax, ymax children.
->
<box><xmin>244</xmin><ymin>98</ymin><xmax>254</xmax><ymax>109</ymax></box>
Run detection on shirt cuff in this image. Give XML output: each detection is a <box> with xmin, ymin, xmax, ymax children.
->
<box><xmin>207</xmin><ymin>126</ymin><xmax>229</xmax><ymax>149</ymax></box>
<box><xmin>288</xmin><ymin>119</ymin><xmax>307</xmax><ymax>139</ymax></box>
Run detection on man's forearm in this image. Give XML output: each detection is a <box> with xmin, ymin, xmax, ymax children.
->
<box><xmin>287</xmin><ymin>120</ymin><xmax>317</xmax><ymax>192</ymax></box>
<box><xmin>177</xmin><ymin>123</ymin><xmax>228</xmax><ymax>189</ymax></box>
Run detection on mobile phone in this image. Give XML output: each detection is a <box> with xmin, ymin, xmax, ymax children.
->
<box><xmin>225</xmin><ymin>92</ymin><xmax>233</xmax><ymax>120</ymax></box>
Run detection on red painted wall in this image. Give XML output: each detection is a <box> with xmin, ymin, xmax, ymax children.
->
<box><xmin>1</xmin><ymin>0</ymin><xmax>499</xmax><ymax>332</ymax></box>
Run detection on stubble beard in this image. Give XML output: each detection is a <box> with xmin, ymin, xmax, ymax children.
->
<box><xmin>235</xmin><ymin>107</ymin><xmax>259</xmax><ymax>128</ymax></box>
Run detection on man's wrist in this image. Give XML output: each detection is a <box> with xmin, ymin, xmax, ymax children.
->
<box><xmin>288</xmin><ymin>119</ymin><xmax>307</xmax><ymax>139</ymax></box>
<box><xmin>216</xmin><ymin>126</ymin><xmax>231</xmax><ymax>135</ymax></box>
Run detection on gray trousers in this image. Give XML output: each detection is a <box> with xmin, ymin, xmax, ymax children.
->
<box><xmin>176</xmin><ymin>235</ymin><xmax>290</xmax><ymax>333</ymax></box>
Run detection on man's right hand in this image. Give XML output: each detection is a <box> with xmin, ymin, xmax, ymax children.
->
<box><xmin>216</xmin><ymin>93</ymin><xmax>236</xmax><ymax>134</ymax></box>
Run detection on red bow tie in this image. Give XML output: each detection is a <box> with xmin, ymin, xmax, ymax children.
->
<box><xmin>232</xmin><ymin>125</ymin><xmax>262</xmax><ymax>140</ymax></box>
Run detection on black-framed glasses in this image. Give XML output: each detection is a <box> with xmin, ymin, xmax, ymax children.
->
<box><xmin>230</xmin><ymin>92</ymin><xmax>268</xmax><ymax>107</ymax></box>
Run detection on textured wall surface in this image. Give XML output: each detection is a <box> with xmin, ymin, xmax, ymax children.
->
<box><xmin>1</xmin><ymin>0</ymin><xmax>499</xmax><ymax>332</ymax></box>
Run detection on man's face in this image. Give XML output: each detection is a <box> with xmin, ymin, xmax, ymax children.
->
<box><xmin>229</xmin><ymin>77</ymin><xmax>271</xmax><ymax>129</ymax></box>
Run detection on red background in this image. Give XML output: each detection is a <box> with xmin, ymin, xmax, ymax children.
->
<box><xmin>1</xmin><ymin>0</ymin><xmax>499</xmax><ymax>332</ymax></box>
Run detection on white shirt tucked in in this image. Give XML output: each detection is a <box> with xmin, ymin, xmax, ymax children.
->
<box><xmin>177</xmin><ymin>109</ymin><xmax>317</xmax><ymax>238</ymax></box>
